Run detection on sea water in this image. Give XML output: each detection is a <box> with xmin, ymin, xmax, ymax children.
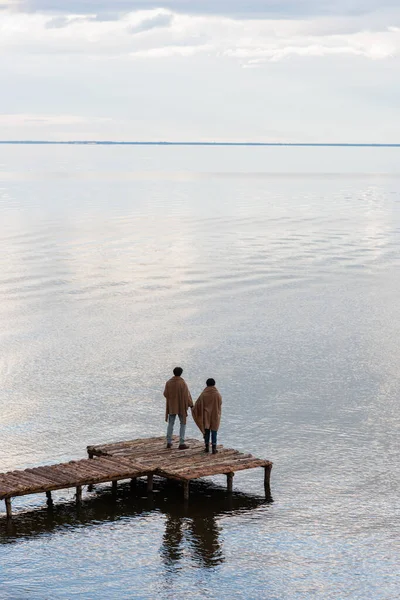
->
<box><xmin>0</xmin><ymin>144</ymin><xmax>399</xmax><ymax>599</ymax></box>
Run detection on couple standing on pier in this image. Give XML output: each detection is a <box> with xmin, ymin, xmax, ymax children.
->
<box><xmin>164</xmin><ymin>367</ymin><xmax>222</xmax><ymax>454</ymax></box>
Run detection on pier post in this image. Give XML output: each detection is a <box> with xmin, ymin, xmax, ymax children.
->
<box><xmin>87</xmin><ymin>449</ymin><xmax>94</xmax><ymax>490</ymax></box>
<box><xmin>130</xmin><ymin>478</ymin><xmax>137</xmax><ymax>492</ymax></box>
<box><xmin>5</xmin><ymin>498</ymin><xmax>12</xmax><ymax>520</ymax></box>
<box><xmin>264</xmin><ymin>464</ymin><xmax>272</xmax><ymax>498</ymax></box>
<box><xmin>183</xmin><ymin>480</ymin><xmax>190</xmax><ymax>501</ymax></box>
<box><xmin>226</xmin><ymin>472</ymin><xmax>234</xmax><ymax>493</ymax></box>
<box><xmin>87</xmin><ymin>454</ymin><xmax>94</xmax><ymax>490</ymax></box>
<box><xmin>147</xmin><ymin>474</ymin><xmax>154</xmax><ymax>493</ymax></box>
<box><xmin>112</xmin><ymin>480</ymin><xmax>117</xmax><ymax>497</ymax></box>
<box><xmin>76</xmin><ymin>486</ymin><xmax>82</xmax><ymax>506</ymax></box>
<box><xmin>46</xmin><ymin>491</ymin><xmax>53</xmax><ymax>507</ymax></box>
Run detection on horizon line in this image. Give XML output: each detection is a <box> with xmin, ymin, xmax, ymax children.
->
<box><xmin>0</xmin><ymin>140</ymin><xmax>400</xmax><ymax>148</ymax></box>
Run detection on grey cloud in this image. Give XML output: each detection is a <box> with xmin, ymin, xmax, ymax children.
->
<box><xmin>128</xmin><ymin>13</ymin><xmax>173</xmax><ymax>35</ymax></box>
<box><xmin>18</xmin><ymin>0</ymin><xmax>400</xmax><ymax>19</ymax></box>
<box><xmin>45</xmin><ymin>15</ymin><xmax>88</xmax><ymax>27</ymax></box>
<box><xmin>44</xmin><ymin>13</ymin><xmax>117</xmax><ymax>27</ymax></box>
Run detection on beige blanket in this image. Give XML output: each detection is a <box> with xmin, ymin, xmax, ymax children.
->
<box><xmin>192</xmin><ymin>386</ymin><xmax>222</xmax><ymax>433</ymax></box>
<box><xmin>164</xmin><ymin>376</ymin><xmax>193</xmax><ymax>424</ymax></box>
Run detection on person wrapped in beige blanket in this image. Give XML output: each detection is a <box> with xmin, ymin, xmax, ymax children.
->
<box><xmin>192</xmin><ymin>378</ymin><xmax>222</xmax><ymax>454</ymax></box>
<box><xmin>164</xmin><ymin>366</ymin><xmax>193</xmax><ymax>449</ymax></box>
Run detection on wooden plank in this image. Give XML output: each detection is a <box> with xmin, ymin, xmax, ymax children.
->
<box><xmin>90</xmin><ymin>437</ymin><xmax>201</xmax><ymax>457</ymax></box>
<box><xmin>97</xmin><ymin>456</ymin><xmax>141</xmax><ymax>469</ymax></box>
<box><xmin>132</xmin><ymin>448</ymin><xmax>230</xmax><ymax>469</ymax></box>
<box><xmin>27</xmin><ymin>466</ymin><xmax>74</xmax><ymax>486</ymax></box>
<box><xmin>23</xmin><ymin>468</ymin><xmax>68</xmax><ymax>487</ymax></box>
<box><xmin>0</xmin><ymin>475</ymin><xmax>31</xmax><ymax>496</ymax></box>
<box><xmin>166</xmin><ymin>452</ymin><xmax>253</xmax><ymax>476</ymax></box>
<box><xmin>161</xmin><ymin>458</ymin><xmax>270</xmax><ymax>480</ymax></box>
<box><xmin>0</xmin><ymin>470</ymin><xmax>52</xmax><ymax>492</ymax></box>
<box><xmin>88</xmin><ymin>436</ymin><xmax>167</xmax><ymax>456</ymax></box>
<box><xmin>64</xmin><ymin>461</ymin><xmax>113</xmax><ymax>479</ymax></box>
<box><xmin>135</xmin><ymin>445</ymin><xmax>221</xmax><ymax>463</ymax></box>
<box><xmin>0</xmin><ymin>471</ymin><xmax>41</xmax><ymax>491</ymax></box>
<box><xmin>40</xmin><ymin>463</ymin><xmax>89</xmax><ymax>483</ymax></box>
<box><xmin>93</xmin><ymin>456</ymin><xmax>145</xmax><ymax>475</ymax></box>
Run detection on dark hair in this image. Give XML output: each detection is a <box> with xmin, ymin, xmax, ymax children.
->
<box><xmin>173</xmin><ymin>367</ymin><xmax>183</xmax><ymax>376</ymax></box>
<box><xmin>206</xmin><ymin>378</ymin><xmax>215</xmax><ymax>387</ymax></box>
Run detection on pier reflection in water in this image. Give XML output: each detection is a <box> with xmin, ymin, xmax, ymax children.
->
<box><xmin>0</xmin><ymin>478</ymin><xmax>271</xmax><ymax>571</ymax></box>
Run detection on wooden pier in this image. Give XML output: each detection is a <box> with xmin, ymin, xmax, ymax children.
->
<box><xmin>1</xmin><ymin>437</ymin><xmax>272</xmax><ymax>519</ymax></box>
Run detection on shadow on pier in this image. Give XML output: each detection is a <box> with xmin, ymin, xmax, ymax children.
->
<box><xmin>0</xmin><ymin>478</ymin><xmax>272</xmax><ymax>569</ymax></box>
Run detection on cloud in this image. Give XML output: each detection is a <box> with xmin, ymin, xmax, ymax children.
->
<box><xmin>15</xmin><ymin>0</ymin><xmax>400</xmax><ymax>19</ymax></box>
<box><xmin>128</xmin><ymin>12</ymin><xmax>173</xmax><ymax>34</ymax></box>
<box><xmin>1</xmin><ymin>9</ymin><xmax>399</xmax><ymax>64</ymax></box>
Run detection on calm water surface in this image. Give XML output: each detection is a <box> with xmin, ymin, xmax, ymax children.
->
<box><xmin>0</xmin><ymin>146</ymin><xmax>399</xmax><ymax>599</ymax></box>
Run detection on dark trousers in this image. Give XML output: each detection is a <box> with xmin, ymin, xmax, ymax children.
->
<box><xmin>204</xmin><ymin>429</ymin><xmax>217</xmax><ymax>446</ymax></box>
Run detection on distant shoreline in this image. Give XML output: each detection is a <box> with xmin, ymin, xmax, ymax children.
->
<box><xmin>0</xmin><ymin>141</ymin><xmax>400</xmax><ymax>147</ymax></box>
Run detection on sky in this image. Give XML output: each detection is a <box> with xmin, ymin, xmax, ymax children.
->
<box><xmin>0</xmin><ymin>0</ymin><xmax>400</xmax><ymax>142</ymax></box>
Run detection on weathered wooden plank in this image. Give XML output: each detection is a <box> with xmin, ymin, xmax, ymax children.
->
<box><xmin>1</xmin><ymin>470</ymin><xmax>52</xmax><ymax>491</ymax></box>
<box><xmin>164</xmin><ymin>452</ymin><xmax>252</xmax><ymax>475</ymax></box>
<box><xmin>0</xmin><ymin>471</ymin><xmax>45</xmax><ymax>490</ymax></box>
<box><xmin>71</xmin><ymin>461</ymin><xmax>121</xmax><ymax>480</ymax></box>
<box><xmin>135</xmin><ymin>445</ymin><xmax>222</xmax><ymax>464</ymax></box>
<box><xmin>93</xmin><ymin>456</ymin><xmax>145</xmax><ymax>475</ymax></box>
<box><xmin>0</xmin><ymin>475</ymin><xmax>30</xmax><ymax>496</ymax></box>
<box><xmin>49</xmin><ymin>461</ymin><xmax>105</xmax><ymax>480</ymax></box>
<box><xmin>89</xmin><ymin>437</ymin><xmax>201</xmax><ymax>457</ymax></box>
<box><xmin>96</xmin><ymin>455</ymin><xmax>142</xmax><ymax>467</ymax></box>
<box><xmin>28</xmin><ymin>466</ymin><xmax>74</xmax><ymax>486</ymax></box>
<box><xmin>24</xmin><ymin>467</ymin><xmax>71</xmax><ymax>487</ymax></box>
<box><xmin>41</xmin><ymin>463</ymin><xmax>90</xmax><ymax>482</ymax></box>
<box><xmin>161</xmin><ymin>458</ymin><xmax>271</xmax><ymax>480</ymax></box>
<box><xmin>88</xmin><ymin>436</ymin><xmax>167</xmax><ymax>456</ymax></box>
<box><xmin>132</xmin><ymin>448</ymin><xmax>226</xmax><ymax>469</ymax></box>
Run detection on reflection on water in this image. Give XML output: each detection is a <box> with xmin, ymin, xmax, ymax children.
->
<box><xmin>0</xmin><ymin>479</ymin><xmax>268</xmax><ymax>573</ymax></box>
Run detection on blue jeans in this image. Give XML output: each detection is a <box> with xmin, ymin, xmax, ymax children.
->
<box><xmin>166</xmin><ymin>414</ymin><xmax>186</xmax><ymax>445</ymax></box>
<box><xmin>204</xmin><ymin>429</ymin><xmax>217</xmax><ymax>446</ymax></box>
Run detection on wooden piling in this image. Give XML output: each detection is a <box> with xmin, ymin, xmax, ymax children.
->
<box><xmin>130</xmin><ymin>478</ymin><xmax>137</xmax><ymax>492</ymax></box>
<box><xmin>76</xmin><ymin>485</ymin><xmax>82</xmax><ymax>506</ymax></box>
<box><xmin>264</xmin><ymin>464</ymin><xmax>272</xmax><ymax>498</ymax></box>
<box><xmin>46</xmin><ymin>491</ymin><xmax>53</xmax><ymax>507</ymax></box>
<box><xmin>147</xmin><ymin>473</ymin><xmax>153</xmax><ymax>493</ymax></box>
<box><xmin>5</xmin><ymin>498</ymin><xmax>12</xmax><ymax>520</ymax></box>
<box><xmin>111</xmin><ymin>480</ymin><xmax>117</xmax><ymax>496</ymax></box>
<box><xmin>226</xmin><ymin>472</ymin><xmax>234</xmax><ymax>493</ymax></box>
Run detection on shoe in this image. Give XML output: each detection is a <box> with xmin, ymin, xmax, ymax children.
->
<box><xmin>212</xmin><ymin>445</ymin><xmax>218</xmax><ymax>454</ymax></box>
<box><xmin>178</xmin><ymin>444</ymin><xmax>189</xmax><ymax>450</ymax></box>
<box><xmin>166</xmin><ymin>443</ymin><xmax>172</xmax><ymax>449</ymax></box>
<box><xmin>205</xmin><ymin>444</ymin><xmax>209</xmax><ymax>453</ymax></box>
